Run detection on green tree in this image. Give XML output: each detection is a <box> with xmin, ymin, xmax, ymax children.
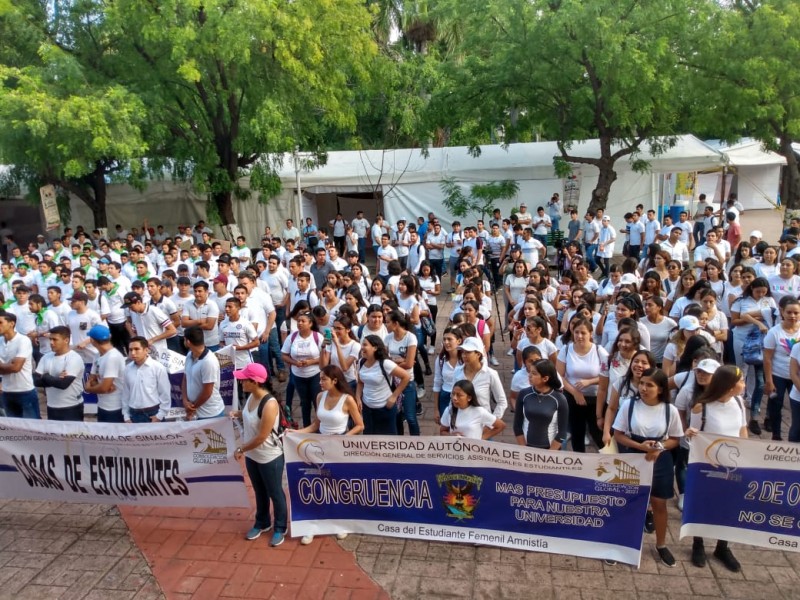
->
<box><xmin>440</xmin><ymin>178</ymin><xmax>519</xmax><ymax>221</ymax></box>
<box><xmin>0</xmin><ymin>1</ymin><xmax>148</xmax><ymax>227</ymax></box>
<box><xmin>101</xmin><ymin>0</ymin><xmax>376</xmax><ymax>231</ymax></box>
<box><xmin>429</xmin><ymin>0</ymin><xmax>699</xmax><ymax>211</ymax></box>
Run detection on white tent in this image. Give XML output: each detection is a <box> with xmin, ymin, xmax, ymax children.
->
<box><xmin>64</xmin><ymin>134</ymin><xmax>727</xmax><ymax>243</ymax></box>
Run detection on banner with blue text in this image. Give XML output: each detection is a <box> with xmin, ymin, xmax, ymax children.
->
<box><xmin>681</xmin><ymin>433</ymin><xmax>800</xmax><ymax>553</ymax></box>
<box><xmin>0</xmin><ymin>417</ymin><xmax>249</xmax><ymax>507</ymax></box>
<box><xmin>285</xmin><ymin>434</ymin><xmax>654</xmax><ymax>565</ymax></box>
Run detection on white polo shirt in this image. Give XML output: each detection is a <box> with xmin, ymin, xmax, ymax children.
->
<box><xmin>92</xmin><ymin>348</ymin><xmax>125</xmax><ymax>412</ymax></box>
<box><xmin>0</xmin><ymin>332</ymin><xmax>34</xmax><ymax>392</ymax></box>
<box><xmin>184</xmin><ymin>349</ymin><xmax>225</xmax><ymax>418</ymax></box>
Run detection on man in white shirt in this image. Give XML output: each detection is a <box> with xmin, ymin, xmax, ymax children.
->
<box><xmin>34</xmin><ymin>325</ymin><xmax>85</xmax><ymax>421</ymax></box>
<box><xmin>392</xmin><ymin>220</ymin><xmax>410</xmax><ymax>269</ymax></box>
<box><xmin>516</xmin><ymin>203</ymin><xmax>533</xmax><ymax>228</ymax></box>
<box><xmin>0</xmin><ymin>311</ymin><xmax>39</xmax><ymax>418</ymax></box>
<box><xmin>406</xmin><ymin>230</ymin><xmax>426</xmax><ymax>275</ymax></box>
<box><xmin>597</xmin><ymin>216</ymin><xmax>617</xmax><ymax>277</ymax></box>
<box><xmin>84</xmin><ymin>324</ymin><xmax>126</xmax><ymax>423</ymax></box>
<box><xmin>446</xmin><ymin>221</ymin><xmax>464</xmax><ymax>292</ymax></box>
<box><xmin>122</xmin><ymin>337</ymin><xmax>171</xmax><ymax>423</ymax></box>
<box><xmin>660</xmin><ymin>227</ymin><xmax>690</xmax><ymax>266</ymax></box>
<box><xmin>180</xmin><ymin>282</ymin><xmax>221</xmax><ymax>351</ymax></box>
<box><xmin>519</xmin><ymin>228</ymin><xmax>544</xmax><ymax>270</ymax></box>
<box><xmin>376</xmin><ymin>234</ymin><xmax>398</xmax><ymax>283</ymax></box>
<box><xmin>582</xmin><ymin>211</ymin><xmax>601</xmax><ymax>273</ymax></box>
<box><xmin>351</xmin><ymin>211</ymin><xmax>370</xmax><ymax>264</ymax></box>
<box><xmin>693</xmin><ymin>230</ymin><xmax>726</xmax><ymax>274</ymax></box>
<box><xmin>181</xmin><ymin>325</ymin><xmax>226</xmax><ymax>419</ymax></box>
<box><xmin>8</xmin><ymin>285</ymin><xmax>37</xmax><ymax>335</ymax></box>
<box><xmin>627</xmin><ymin>211</ymin><xmax>645</xmax><ymax>259</ymax></box>
<box><xmin>675</xmin><ymin>211</ymin><xmax>693</xmax><ymax>246</ymax></box>
<box><xmin>644</xmin><ymin>209</ymin><xmax>661</xmax><ymax>247</ymax></box>
<box><xmin>371</xmin><ymin>215</ymin><xmax>386</xmax><ymax>258</ymax></box>
<box><xmin>219</xmin><ymin>298</ymin><xmax>259</xmax><ymax>369</ymax></box>
<box><xmin>282</xmin><ymin>219</ymin><xmax>301</xmax><ymax>244</ymax></box>
<box><xmin>125</xmin><ymin>292</ymin><xmax>177</xmax><ymax>355</ymax></box>
<box><xmin>66</xmin><ymin>292</ymin><xmax>102</xmax><ymax>365</ymax></box>
<box><xmin>533</xmin><ymin>206</ymin><xmax>551</xmax><ymax>247</ymax></box>
<box><xmin>425</xmin><ymin>221</ymin><xmax>447</xmax><ymax>280</ymax></box>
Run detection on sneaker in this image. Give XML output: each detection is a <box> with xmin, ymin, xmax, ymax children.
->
<box><xmin>427</xmin><ymin>347</ymin><xmax>435</xmax><ymax>355</ymax></box>
<box><xmin>748</xmin><ymin>419</ymin><xmax>762</xmax><ymax>435</ymax></box>
<box><xmin>416</xmin><ymin>401</ymin><xmax>423</xmax><ymax>415</ymax></box>
<box><xmin>336</xmin><ymin>533</ymin><xmax>348</xmax><ymax>540</ymax></box>
<box><xmin>506</xmin><ymin>348</ymin><xmax>514</xmax><ymax>356</ymax></box>
<box><xmin>644</xmin><ymin>511</ymin><xmax>655</xmax><ymax>534</ymax></box>
<box><xmin>677</xmin><ymin>493</ymin><xmax>684</xmax><ymax>512</ymax></box>
<box><xmin>424</xmin><ymin>366</ymin><xmax>432</xmax><ymax>376</ymax></box>
<box><xmin>603</xmin><ymin>559</ymin><xmax>617</xmax><ymax>566</ymax></box>
<box><xmin>489</xmin><ymin>356</ymin><xmax>500</xmax><ymax>367</ymax></box>
<box><xmin>300</xmin><ymin>535</ymin><xmax>314</xmax><ymax>545</ymax></box>
<box><xmin>657</xmin><ymin>546</ymin><xmax>676</xmax><ymax>568</ymax></box>
<box><xmin>763</xmin><ymin>418</ymin><xmax>772</xmax><ymax>433</ymax></box>
<box><xmin>245</xmin><ymin>526</ymin><xmax>271</xmax><ymax>540</ymax></box>
<box><xmin>269</xmin><ymin>532</ymin><xmax>285</xmax><ymax>547</ymax></box>
<box><xmin>713</xmin><ymin>546</ymin><xmax>741</xmax><ymax>572</ymax></box>
<box><xmin>691</xmin><ymin>540</ymin><xmax>706</xmax><ymax>568</ymax></box>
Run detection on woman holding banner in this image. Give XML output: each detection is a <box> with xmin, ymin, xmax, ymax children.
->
<box><xmin>613</xmin><ymin>367</ymin><xmax>684</xmax><ymax>568</ymax></box>
<box><xmin>231</xmin><ymin>363</ymin><xmax>287</xmax><ymax>548</ymax></box>
<box><xmin>685</xmin><ymin>365</ymin><xmax>747</xmax><ymax>572</ymax></box>
<box><xmin>439</xmin><ymin>379</ymin><xmax>505</xmax><ymax>439</ymax></box>
<box><xmin>356</xmin><ymin>335</ymin><xmax>410</xmax><ymax>435</ymax></box>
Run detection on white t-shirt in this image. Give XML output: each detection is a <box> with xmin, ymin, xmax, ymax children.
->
<box><xmin>184</xmin><ymin>350</ymin><xmax>225</xmax><ymax>418</ymax></box>
<box><xmin>440</xmin><ymin>404</ymin><xmax>496</xmax><ymax>439</ymax></box>
<box><xmin>281</xmin><ymin>331</ymin><xmax>323</xmax><ymax>378</ymax></box>
<box><xmin>768</xmin><ymin>274</ymin><xmax>800</xmax><ymax>303</ymax></box>
<box><xmin>67</xmin><ymin>309</ymin><xmax>102</xmax><ymax>364</ymax></box>
<box><xmin>688</xmin><ymin>398</ymin><xmax>746</xmax><ymax>437</ymax></box>
<box><xmin>35</xmin><ymin>350</ymin><xmax>85</xmax><ymax>408</ymax></box>
<box><xmin>377</xmin><ymin>245</ymin><xmax>398</xmax><ymax>276</ymax></box>
<box><xmin>533</xmin><ymin>214</ymin><xmax>551</xmax><ymax>236</ymax></box>
<box><xmin>91</xmin><ymin>348</ymin><xmax>125</xmax><ymax>411</ymax></box>
<box><xmin>184</xmin><ymin>301</ymin><xmax>220</xmax><ymax>347</ymax></box>
<box><xmin>613</xmin><ymin>398</ymin><xmax>684</xmax><ymax>440</ymax></box>
<box><xmin>639</xmin><ymin>316</ymin><xmax>676</xmax><ymax>362</ymax></box>
<box><xmin>325</xmin><ymin>339</ymin><xmax>361</xmax><ymax>383</ymax></box>
<box><xmin>219</xmin><ymin>318</ymin><xmax>258</xmax><ymax>368</ymax></box>
<box><xmin>557</xmin><ymin>343</ymin><xmax>609</xmax><ymax>396</ymax></box>
<box><xmin>0</xmin><ymin>333</ymin><xmax>34</xmax><ymax>392</ymax></box>
<box><xmin>385</xmin><ymin>331</ymin><xmax>418</xmax><ymax>364</ymax></box>
<box><xmin>358</xmin><ymin>359</ymin><xmax>399</xmax><ymax>409</ymax></box>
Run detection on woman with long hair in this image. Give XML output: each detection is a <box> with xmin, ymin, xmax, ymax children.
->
<box><xmin>600</xmin><ymin>349</ymin><xmax>657</xmax><ymax>446</ymax></box>
<box><xmin>366</xmin><ymin>277</ymin><xmax>386</xmax><ymax>306</ymax></box>
<box><xmin>662</xmin><ymin>316</ymin><xmax>706</xmax><ymax>377</ymax></box>
<box><xmin>230</xmin><ymin>363</ymin><xmax>287</xmax><ymax>547</ymax></box>
<box><xmin>418</xmin><ymin>260</ymin><xmax>441</xmax><ymax>351</ymax></box>
<box><xmin>280</xmin><ymin>311</ymin><xmax>323</xmax><ymax>428</ymax></box>
<box><xmin>597</xmin><ymin>264</ymin><xmax>622</xmax><ymax>303</ymax></box>
<box><xmin>343</xmin><ymin>285</ymin><xmax>368</xmax><ymax>325</ymax></box>
<box><xmin>669</xmin><ymin>279</ymin><xmax>711</xmax><ymax>320</ymax></box>
<box><xmin>767</xmin><ymin>258</ymin><xmax>800</xmax><ymax>302</ymax></box>
<box><xmin>356</xmin><ymin>335</ymin><xmax>410</xmax><ymax>435</ymax></box>
<box><xmin>297</xmin><ymin>364</ymin><xmax>364</xmax><ymax>438</ymax></box>
<box><xmin>319</xmin><ymin>284</ymin><xmax>344</xmax><ymax>326</ymax></box>
<box><xmin>639</xmin><ymin>272</ymin><xmax>664</xmax><ymax>303</ymax></box>
<box><xmin>728</xmin><ymin>240</ymin><xmax>757</xmax><ymax>272</ymax></box>
<box><xmin>754</xmin><ymin>246</ymin><xmax>779</xmax><ymax>279</ymax></box>
<box><xmin>385</xmin><ymin>310</ymin><xmax>421</xmax><ymax>435</ymax></box>
<box><xmin>320</xmin><ymin>315</ymin><xmax>361</xmax><ymax>392</ymax></box>
<box><xmin>664</xmin><ymin>269</ymin><xmax>696</xmax><ymax>316</ymax></box>
<box><xmin>556</xmin><ymin>317</ymin><xmax>608</xmax><ymax>452</ymax></box>
<box><xmin>613</xmin><ymin>367</ymin><xmax>684</xmax><ymax>567</ymax></box>
<box><xmin>597</xmin><ymin>295</ymin><xmax>649</xmax><ymax>352</ymax></box>
<box><xmin>514</xmin><ymin>315</ymin><xmax>558</xmax><ymax>365</ymax></box>
<box><xmin>764</xmin><ymin>296</ymin><xmax>800</xmax><ymax>439</ymax></box>
<box><xmin>440</xmin><ymin>379</ymin><xmax>505</xmax><ymax>439</ymax></box>
<box><xmin>703</xmin><ymin>258</ymin><xmax>727</xmax><ymax>308</ymax></box>
<box><xmin>514</xmin><ymin>359</ymin><xmax>569</xmax><ymax>450</ymax></box>
<box><xmin>699</xmin><ymin>289</ymin><xmax>728</xmax><ymax>359</ymax></box>
<box><xmin>452</xmin><ymin>337</ymin><xmax>507</xmax><ymax>421</ymax></box>
<box><xmin>433</xmin><ymin>326</ymin><xmax>463</xmax><ymax>424</ymax></box>
<box><xmin>662</xmin><ymin>260</ymin><xmax>682</xmax><ymax>297</ymax></box>
<box><xmin>596</xmin><ymin>326</ymin><xmax>642</xmax><ymax>424</ymax></box>
<box><xmin>504</xmin><ymin>259</ymin><xmax>529</xmax><ymax>315</ymax></box>
<box><xmin>642</xmin><ymin>248</ymin><xmax>671</xmax><ymax>283</ymax></box>
<box><xmin>686</xmin><ymin>365</ymin><xmax>747</xmax><ymax>572</ymax></box>
<box><xmin>640</xmin><ymin>296</ymin><xmax>676</xmax><ymax>365</ymax></box>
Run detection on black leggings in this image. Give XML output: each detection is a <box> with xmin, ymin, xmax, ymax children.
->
<box><xmin>564</xmin><ymin>392</ymin><xmax>603</xmax><ymax>452</ymax></box>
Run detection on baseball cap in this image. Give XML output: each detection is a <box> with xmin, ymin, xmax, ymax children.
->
<box><xmin>519</xmin><ymin>203</ymin><xmax>527</xmax><ymax>208</ymax></box>
<box><xmin>679</xmin><ymin>315</ymin><xmax>701</xmax><ymax>331</ymax></box>
<box><xmin>213</xmin><ymin>274</ymin><xmax>228</xmax><ymax>285</ymax></box>
<box><xmin>98</xmin><ymin>257</ymin><xmax>111</xmax><ymax>264</ymax></box>
<box><xmin>696</xmin><ymin>358</ymin><xmax>721</xmax><ymax>374</ymax></box>
<box><xmin>749</xmin><ymin>230</ymin><xmax>763</xmax><ymax>239</ymax></box>
<box><xmin>620</xmin><ymin>274</ymin><xmax>638</xmax><ymax>285</ymax></box>
<box><xmin>233</xmin><ymin>363</ymin><xmax>268</xmax><ymax>383</ymax></box>
<box><xmin>458</xmin><ymin>338</ymin><xmax>485</xmax><ymax>353</ymax></box>
<box><xmin>510</xmin><ymin>244</ymin><xmax>521</xmax><ymax>252</ymax></box>
<box><xmin>123</xmin><ymin>292</ymin><xmax>142</xmax><ymax>306</ymax></box>
<box><xmin>347</xmin><ymin>250</ymin><xmax>359</xmax><ymax>257</ymax></box>
<box><xmin>87</xmin><ymin>324</ymin><xmax>111</xmax><ymax>342</ymax></box>
<box><xmin>602</xmin><ymin>215</ymin><xmax>611</xmax><ymax>222</ymax></box>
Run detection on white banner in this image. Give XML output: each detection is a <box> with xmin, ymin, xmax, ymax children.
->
<box><xmin>0</xmin><ymin>417</ymin><xmax>249</xmax><ymax>507</ymax></box>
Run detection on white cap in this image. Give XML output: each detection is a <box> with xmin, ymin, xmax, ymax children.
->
<box><xmin>749</xmin><ymin>230</ymin><xmax>763</xmax><ymax>239</ymax></box>
<box><xmin>602</xmin><ymin>215</ymin><xmax>611</xmax><ymax>222</ymax></box>
<box><xmin>679</xmin><ymin>315</ymin><xmax>701</xmax><ymax>331</ymax></box>
<box><xmin>620</xmin><ymin>273</ymin><xmax>638</xmax><ymax>285</ymax></box>
<box><xmin>696</xmin><ymin>359</ymin><xmax>721</xmax><ymax>374</ymax></box>
<box><xmin>458</xmin><ymin>338</ymin><xmax>485</xmax><ymax>354</ymax></box>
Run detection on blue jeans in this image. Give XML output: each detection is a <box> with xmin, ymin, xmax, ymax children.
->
<box><xmin>129</xmin><ymin>406</ymin><xmax>160</xmax><ymax>423</ymax></box>
<box><xmin>245</xmin><ymin>455</ymin><xmax>287</xmax><ymax>533</ymax></box>
<box><xmin>358</xmin><ymin>237</ymin><xmax>366</xmax><ymax>264</ymax></box>
<box><xmin>2</xmin><ymin>390</ymin><xmax>41</xmax><ymax>419</ymax></box>
<box><xmin>750</xmin><ymin>365</ymin><xmax>766</xmax><ymax>418</ymax></box>
<box><xmin>535</xmin><ymin>234</ymin><xmax>548</xmax><ymax>248</ymax></box>
<box><xmin>437</xmin><ymin>390</ymin><xmax>451</xmax><ymax>419</ymax></box>
<box><xmin>448</xmin><ymin>257</ymin><xmax>460</xmax><ymax>285</ymax></box>
<box><xmin>294</xmin><ymin>373</ymin><xmax>321</xmax><ymax>427</ymax></box>
<box><xmin>551</xmin><ymin>215</ymin><xmax>561</xmax><ymax>232</ymax></box>
<box><xmin>198</xmin><ymin>410</ymin><xmax>225</xmax><ymax>420</ymax></box>
<box><xmin>274</xmin><ymin>307</ymin><xmax>286</xmax><ymax>339</ymax></box>
<box><xmin>266</xmin><ymin>328</ymin><xmax>285</xmax><ymax>373</ymax></box>
<box><xmin>768</xmin><ymin>375</ymin><xmax>792</xmax><ymax>439</ymax></box>
<box><xmin>583</xmin><ymin>243</ymin><xmax>598</xmax><ymax>272</ymax></box>
<box><xmin>363</xmin><ymin>404</ymin><xmax>398</xmax><ymax>435</ymax></box>
<box><xmin>401</xmin><ymin>384</ymin><xmax>420</xmax><ymax>435</ymax></box>
<box><xmin>674</xmin><ymin>446</ymin><xmax>689</xmax><ymax>494</ymax></box>
<box><xmin>430</xmin><ymin>259</ymin><xmax>444</xmax><ymax>280</ymax></box>
<box><xmin>97</xmin><ymin>408</ymin><xmax>124</xmax><ymax>423</ymax></box>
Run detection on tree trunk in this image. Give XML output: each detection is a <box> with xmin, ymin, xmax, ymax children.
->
<box><xmin>214</xmin><ymin>190</ymin><xmax>236</xmax><ymax>225</ymax></box>
<box><xmin>588</xmin><ymin>160</ymin><xmax>617</xmax><ymax>214</ymax></box>
<box><xmin>780</xmin><ymin>137</ymin><xmax>800</xmax><ymax>212</ymax></box>
<box><xmin>90</xmin><ymin>172</ymin><xmax>108</xmax><ymax>229</ymax></box>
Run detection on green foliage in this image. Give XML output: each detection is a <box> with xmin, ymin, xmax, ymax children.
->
<box><xmin>440</xmin><ymin>177</ymin><xmax>519</xmax><ymax>220</ymax></box>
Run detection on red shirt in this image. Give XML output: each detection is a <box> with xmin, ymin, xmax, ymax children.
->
<box><xmin>726</xmin><ymin>221</ymin><xmax>741</xmax><ymax>250</ymax></box>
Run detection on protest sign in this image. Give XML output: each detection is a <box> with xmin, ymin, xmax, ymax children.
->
<box><xmin>39</xmin><ymin>184</ymin><xmax>60</xmax><ymax>231</ymax></box>
<box><xmin>0</xmin><ymin>417</ymin><xmax>249</xmax><ymax>507</ymax></box>
<box><xmin>681</xmin><ymin>433</ymin><xmax>800</xmax><ymax>552</ymax></box>
<box><xmin>285</xmin><ymin>434</ymin><xmax>654</xmax><ymax>565</ymax></box>
<box><xmin>149</xmin><ymin>347</ymin><xmax>238</xmax><ymax>420</ymax></box>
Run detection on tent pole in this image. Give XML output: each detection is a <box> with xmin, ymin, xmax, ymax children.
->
<box><xmin>294</xmin><ymin>146</ymin><xmax>304</xmax><ymax>226</ymax></box>
<box><xmin>719</xmin><ymin>166</ymin><xmax>727</xmax><ymax>223</ymax></box>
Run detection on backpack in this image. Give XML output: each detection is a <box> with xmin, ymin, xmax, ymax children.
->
<box><xmin>257</xmin><ymin>395</ymin><xmax>297</xmax><ymax>443</ymax></box>
<box><xmin>359</xmin><ymin>358</ymin><xmax>396</xmax><ymax>391</ymax></box>
<box><xmin>742</xmin><ymin>328</ymin><xmax>764</xmax><ymax>366</ymax></box>
<box><xmin>290</xmin><ymin>330</ymin><xmax>322</xmax><ymax>346</ymax></box>
<box><xmin>698</xmin><ymin>396</ymin><xmax>745</xmax><ymax>431</ymax></box>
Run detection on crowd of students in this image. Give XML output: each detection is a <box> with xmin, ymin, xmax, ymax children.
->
<box><xmin>0</xmin><ymin>198</ymin><xmax>795</xmax><ymax>564</ymax></box>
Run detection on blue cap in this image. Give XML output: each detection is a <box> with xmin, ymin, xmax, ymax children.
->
<box><xmin>87</xmin><ymin>324</ymin><xmax>111</xmax><ymax>342</ymax></box>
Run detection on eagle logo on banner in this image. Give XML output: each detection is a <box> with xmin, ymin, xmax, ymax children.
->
<box><xmin>437</xmin><ymin>473</ymin><xmax>482</xmax><ymax>521</ymax></box>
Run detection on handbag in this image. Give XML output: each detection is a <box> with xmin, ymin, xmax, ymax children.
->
<box><xmin>742</xmin><ymin>327</ymin><xmax>764</xmax><ymax>366</ymax></box>
<box><xmin>420</xmin><ymin>315</ymin><xmax>436</xmax><ymax>338</ymax></box>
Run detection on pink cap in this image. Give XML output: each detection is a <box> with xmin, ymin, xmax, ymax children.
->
<box><xmin>233</xmin><ymin>363</ymin><xmax>268</xmax><ymax>383</ymax></box>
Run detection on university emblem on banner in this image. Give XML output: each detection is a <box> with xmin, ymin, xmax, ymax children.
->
<box><xmin>437</xmin><ymin>473</ymin><xmax>482</xmax><ymax>521</ymax></box>
<box><xmin>192</xmin><ymin>429</ymin><xmax>229</xmax><ymax>464</ymax></box>
<box><xmin>702</xmin><ymin>438</ymin><xmax>742</xmax><ymax>481</ymax></box>
<box><xmin>595</xmin><ymin>459</ymin><xmax>642</xmax><ymax>485</ymax></box>
<box><xmin>296</xmin><ymin>439</ymin><xmax>327</xmax><ymax>474</ymax></box>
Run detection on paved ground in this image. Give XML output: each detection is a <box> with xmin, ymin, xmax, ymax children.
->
<box><xmin>2</xmin><ymin>235</ymin><xmax>800</xmax><ymax>599</ymax></box>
